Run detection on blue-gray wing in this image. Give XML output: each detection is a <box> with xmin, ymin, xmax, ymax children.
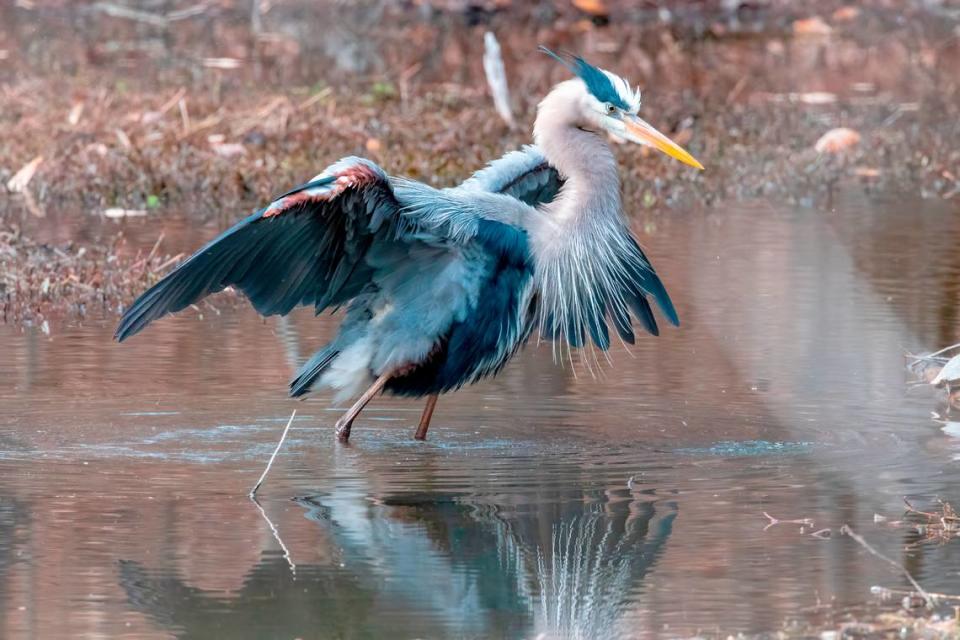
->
<box><xmin>115</xmin><ymin>158</ymin><xmax>402</xmax><ymax>341</ymax></box>
<box><xmin>460</xmin><ymin>145</ymin><xmax>563</xmax><ymax>208</ymax></box>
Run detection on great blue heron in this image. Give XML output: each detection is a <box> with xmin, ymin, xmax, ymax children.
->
<box><xmin>115</xmin><ymin>48</ymin><xmax>703</xmax><ymax>442</ymax></box>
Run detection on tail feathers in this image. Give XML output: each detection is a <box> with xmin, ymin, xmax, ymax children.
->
<box><xmin>289</xmin><ymin>346</ymin><xmax>339</xmax><ymax>398</ymax></box>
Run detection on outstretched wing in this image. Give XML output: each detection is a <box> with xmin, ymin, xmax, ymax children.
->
<box><xmin>115</xmin><ymin>158</ymin><xmax>400</xmax><ymax>341</ymax></box>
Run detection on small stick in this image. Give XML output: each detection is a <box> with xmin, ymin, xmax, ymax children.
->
<box><xmin>903</xmin><ymin>497</ymin><xmax>941</xmax><ymax>519</ymax></box>
<box><xmin>153</xmin><ymin>252</ymin><xmax>185</xmax><ymax>274</ymax></box>
<box><xmin>841</xmin><ymin>524</ymin><xmax>932</xmax><ymax>606</ymax></box>
<box><xmin>909</xmin><ymin>342</ymin><xmax>960</xmax><ymax>363</ymax></box>
<box><xmin>155</xmin><ymin>88</ymin><xmax>186</xmax><ymax>117</ymax></box>
<box><xmin>762</xmin><ymin>511</ymin><xmax>815</xmax><ymax>532</ymax></box>
<box><xmin>249</xmin><ymin>410</ymin><xmax>295</xmax><ymax>497</ymax></box>
<box><xmin>903</xmin><ymin>497</ymin><xmax>960</xmax><ymax>522</ymax></box>
<box><xmin>250</xmin><ymin>496</ymin><xmax>295</xmax><ymax>574</ymax></box>
<box><xmin>127</xmin><ymin>232</ymin><xmax>165</xmax><ymax>273</ymax></box>
<box><xmin>146</xmin><ymin>232</ymin><xmax>164</xmax><ymax>263</ymax></box>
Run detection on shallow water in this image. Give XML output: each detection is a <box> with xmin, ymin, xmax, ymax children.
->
<box><xmin>3</xmin><ymin>189</ymin><xmax>960</xmax><ymax>639</ymax></box>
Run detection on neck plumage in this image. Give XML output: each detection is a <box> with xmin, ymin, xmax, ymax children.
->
<box><xmin>533</xmin><ymin>113</ymin><xmax>622</xmax><ymax>231</ymax></box>
<box><xmin>527</xmin><ymin>85</ymin><xmax>652</xmax><ymax>357</ymax></box>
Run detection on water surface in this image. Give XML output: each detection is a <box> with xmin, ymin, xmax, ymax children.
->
<box><xmin>3</xmin><ymin>190</ymin><xmax>960</xmax><ymax>638</ymax></box>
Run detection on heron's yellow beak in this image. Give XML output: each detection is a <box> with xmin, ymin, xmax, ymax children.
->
<box><xmin>623</xmin><ymin>115</ymin><xmax>704</xmax><ymax>170</ymax></box>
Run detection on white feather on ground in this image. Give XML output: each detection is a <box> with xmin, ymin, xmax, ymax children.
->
<box><xmin>483</xmin><ymin>32</ymin><xmax>515</xmax><ymax>129</ymax></box>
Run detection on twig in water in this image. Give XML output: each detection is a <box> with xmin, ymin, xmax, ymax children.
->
<box><xmin>762</xmin><ymin>511</ymin><xmax>815</xmax><ymax>531</ymax></box>
<box><xmin>871</xmin><ymin>585</ymin><xmax>960</xmax><ymax>603</ymax></box>
<box><xmin>840</xmin><ymin>524</ymin><xmax>931</xmax><ymax>607</ymax></box>
<box><xmin>907</xmin><ymin>343</ymin><xmax>960</xmax><ymax>367</ymax></box>
<box><xmin>897</xmin><ymin>497</ymin><xmax>960</xmax><ymax>545</ymax></box>
<box><xmin>903</xmin><ymin>497</ymin><xmax>943</xmax><ymax>520</ymax></box>
<box><xmin>924</xmin><ymin>342</ymin><xmax>960</xmax><ymax>359</ymax></box>
<box><xmin>249</xmin><ymin>409</ymin><xmax>295</xmax><ymax>497</ymax></box>
<box><xmin>250</xmin><ymin>496</ymin><xmax>295</xmax><ymax>575</ymax></box>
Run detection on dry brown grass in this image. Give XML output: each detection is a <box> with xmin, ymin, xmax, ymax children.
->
<box><xmin>2</xmin><ymin>0</ymin><xmax>959</xmax><ymax>326</ymax></box>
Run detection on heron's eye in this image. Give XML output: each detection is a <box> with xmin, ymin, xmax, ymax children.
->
<box><xmin>605</xmin><ymin>103</ymin><xmax>617</xmax><ymax>115</ymax></box>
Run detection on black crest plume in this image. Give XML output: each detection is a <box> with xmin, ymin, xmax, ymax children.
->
<box><xmin>539</xmin><ymin>46</ymin><xmax>631</xmax><ymax>111</ymax></box>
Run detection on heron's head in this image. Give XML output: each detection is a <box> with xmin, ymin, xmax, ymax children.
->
<box><xmin>539</xmin><ymin>47</ymin><xmax>703</xmax><ymax>170</ymax></box>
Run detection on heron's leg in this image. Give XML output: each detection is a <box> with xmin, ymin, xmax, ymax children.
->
<box><xmin>335</xmin><ymin>372</ymin><xmax>392</xmax><ymax>442</ymax></box>
<box><xmin>414</xmin><ymin>394</ymin><xmax>439</xmax><ymax>441</ymax></box>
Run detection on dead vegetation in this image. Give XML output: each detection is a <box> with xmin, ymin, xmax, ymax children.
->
<box><xmin>0</xmin><ymin>222</ymin><xmax>241</xmax><ymax>329</ymax></box>
<box><xmin>881</xmin><ymin>498</ymin><xmax>960</xmax><ymax>549</ymax></box>
<box><xmin>906</xmin><ymin>344</ymin><xmax>960</xmax><ymax>412</ymax></box>
<box><xmin>759</xmin><ymin>499</ymin><xmax>960</xmax><ymax>637</ymax></box>
<box><xmin>778</xmin><ymin>610</ymin><xmax>960</xmax><ymax>639</ymax></box>
<box><xmin>2</xmin><ymin>0</ymin><xmax>960</xmax><ymax>327</ymax></box>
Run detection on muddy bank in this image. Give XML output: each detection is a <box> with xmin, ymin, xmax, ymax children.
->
<box><xmin>1</xmin><ymin>0</ymin><xmax>959</xmax><ymax>326</ymax></box>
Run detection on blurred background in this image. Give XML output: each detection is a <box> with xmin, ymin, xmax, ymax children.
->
<box><xmin>3</xmin><ymin>1</ymin><xmax>960</xmax><ymax>639</ymax></box>
<box><xmin>1</xmin><ymin>0</ymin><xmax>958</xmax><ymax>325</ymax></box>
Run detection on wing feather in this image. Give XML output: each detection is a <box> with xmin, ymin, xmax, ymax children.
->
<box><xmin>115</xmin><ymin>158</ymin><xmax>400</xmax><ymax>341</ymax></box>
<box><xmin>461</xmin><ymin>145</ymin><xmax>564</xmax><ymax>208</ymax></box>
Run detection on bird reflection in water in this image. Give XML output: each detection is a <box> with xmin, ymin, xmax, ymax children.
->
<box><xmin>119</xmin><ymin>488</ymin><xmax>675</xmax><ymax>639</ymax></box>
<box><xmin>302</xmin><ymin>488</ymin><xmax>678</xmax><ymax>639</ymax></box>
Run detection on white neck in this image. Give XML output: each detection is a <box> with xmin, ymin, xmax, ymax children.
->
<box><xmin>530</xmin><ymin>81</ymin><xmax>624</xmax><ymax>238</ymax></box>
<box><xmin>526</xmin><ymin>81</ymin><xmax>645</xmax><ymax>356</ymax></box>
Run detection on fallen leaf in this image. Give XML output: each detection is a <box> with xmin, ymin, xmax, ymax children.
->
<box><xmin>203</xmin><ymin>57</ymin><xmax>243</xmax><ymax>70</ymax></box>
<box><xmin>831</xmin><ymin>6</ymin><xmax>859</xmax><ymax>22</ymax></box>
<box><xmin>67</xmin><ymin>102</ymin><xmax>84</xmax><ymax>126</ymax></box>
<box><xmin>102</xmin><ymin>208</ymin><xmax>147</xmax><ymax>219</ymax></box>
<box><xmin>6</xmin><ymin>155</ymin><xmax>43</xmax><ymax>192</ymax></box>
<box><xmin>115</xmin><ymin>128</ymin><xmax>132</xmax><ymax>149</ymax></box>
<box><xmin>796</xmin><ymin>92</ymin><xmax>837</xmax><ymax>105</ymax></box>
<box><xmin>766</xmin><ymin>40</ymin><xmax>786</xmax><ymax>56</ymax></box>
<box><xmin>22</xmin><ymin>190</ymin><xmax>45</xmax><ymax>218</ymax></box>
<box><xmin>365</xmin><ymin>137</ymin><xmax>381</xmax><ymax>153</ymax></box>
<box><xmin>211</xmin><ymin>142</ymin><xmax>246</xmax><ymax>158</ymax></box>
<box><xmin>853</xmin><ymin>167</ymin><xmax>881</xmax><ymax>178</ymax></box>
<box><xmin>572</xmin><ymin>0</ymin><xmax>608</xmax><ymax>16</ymax></box>
<box><xmin>85</xmin><ymin>142</ymin><xmax>109</xmax><ymax>157</ymax></box>
<box><xmin>814</xmin><ymin>128</ymin><xmax>861</xmax><ymax>153</ymax></box>
<box><xmin>572</xmin><ymin>18</ymin><xmax>595</xmax><ymax>32</ymax></box>
<box><xmin>793</xmin><ymin>16</ymin><xmax>833</xmax><ymax>36</ymax></box>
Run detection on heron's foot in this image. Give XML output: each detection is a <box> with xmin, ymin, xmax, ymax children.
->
<box><xmin>335</xmin><ymin>417</ymin><xmax>353</xmax><ymax>442</ymax></box>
